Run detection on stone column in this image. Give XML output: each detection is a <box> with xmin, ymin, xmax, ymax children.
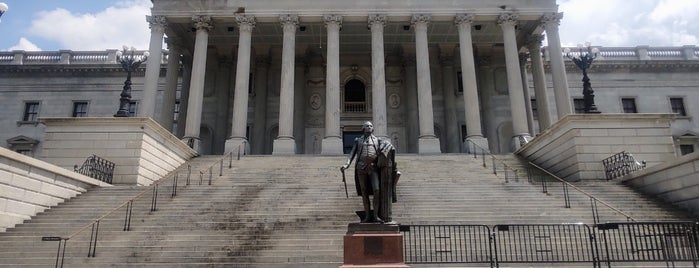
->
<box><xmin>159</xmin><ymin>37</ymin><xmax>181</xmax><ymax>132</ymax></box>
<box><xmin>527</xmin><ymin>34</ymin><xmax>553</xmax><ymax>130</ymax></box>
<box><xmin>176</xmin><ymin>54</ymin><xmax>192</xmax><ymax>138</ymax></box>
<box><xmin>520</xmin><ymin>53</ymin><xmax>536</xmax><ymax>135</ymax></box>
<box><xmin>498</xmin><ymin>13</ymin><xmax>532</xmax><ymax>150</ymax></box>
<box><xmin>321</xmin><ymin>15</ymin><xmax>343</xmax><ymax>155</ymax></box>
<box><xmin>251</xmin><ymin>54</ymin><xmax>270</xmax><ymax>155</ymax></box>
<box><xmin>542</xmin><ymin>12</ymin><xmax>572</xmax><ymax>119</ymax></box>
<box><xmin>455</xmin><ymin>14</ymin><xmax>488</xmax><ymax>152</ymax></box>
<box><xmin>182</xmin><ymin>16</ymin><xmax>212</xmax><ymax>151</ymax></box>
<box><xmin>368</xmin><ymin>14</ymin><xmax>389</xmax><ymax>140</ymax></box>
<box><xmin>273</xmin><ymin>15</ymin><xmax>298</xmax><ymax>155</ymax></box>
<box><xmin>411</xmin><ymin>14</ymin><xmax>441</xmax><ymax>154</ymax></box>
<box><xmin>225</xmin><ymin>15</ymin><xmax>256</xmax><ymax>154</ymax></box>
<box><xmin>439</xmin><ymin>45</ymin><xmax>459</xmax><ymax>153</ymax></box>
<box><xmin>141</xmin><ymin>15</ymin><xmax>167</xmax><ymax>118</ymax></box>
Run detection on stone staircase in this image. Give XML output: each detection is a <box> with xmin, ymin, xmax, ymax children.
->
<box><xmin>0</xmin><ymin>154</ymin><xmax>693</xmax><ymax>267</ymax></box>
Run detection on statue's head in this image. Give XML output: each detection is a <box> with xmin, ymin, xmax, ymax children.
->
<box><xmin>362</xmin><ymin>121</ymin><xmax>374</xmax><ymax>135</ymax></box>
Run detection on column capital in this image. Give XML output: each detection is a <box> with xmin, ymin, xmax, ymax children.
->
<box><xmin>323</xmin><ymin>14</ymin><xmax>342</xmax><ymax>27</ymax></box>
<box><xmin>279</xmin><ymin>14</ymin><xmax>299</xmax><ymax>27</ymax></box>
<box><xmin>527</xmin><ymin>34</ymin><xmax>545</xmax><ymax>50</ymax></box>
<box><xmin>192</xmin><ymin>16</ymin><xmax>213</xmax><ymax>31</ymax></box>
<box><xmin>454</xmin><ymin>14</ymin><xmax>474</xmax><ymax>26</ymax></box>
<box><xmin>411</xmin><ymin>14</ymin><xmax>431</xmax><ymax>26</ymax></box>
<box><xmin>235</xmin><ymin>14</ymin><xmax>256</xmax><ymax>31</ymax></box>
<box><xmin>147</xmin><ymin>15</ymin><xmax>168</xmax><ymax>30</ymax></box>
<box><xmin>497</xmin><ymin>13</ymin><xmax>519</xmax><ymax>26</ymax></box>
<box><xmin>368</xmin><ymin>14</ymin><xmax>386</xmax><ymax>27</ymax></box>
<box><xmin>541</xmin><ymin>12</ymin><xmax>563</xmax><ymax>27</ymax></box>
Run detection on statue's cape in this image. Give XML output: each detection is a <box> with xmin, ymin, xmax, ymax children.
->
<box><xmin>354</xmin><ymin>137</ymin><xmax>397</xmax><ymax>201</ymax></box>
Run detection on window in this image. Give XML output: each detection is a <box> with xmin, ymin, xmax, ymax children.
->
<box><xmin>72</xmin><ymin>102</ymin><xmax>88</xmax><ymax>117</ymax></box>
<box><xmin>621</xmin><ymin>98</ymin><xmax>637</xmax><ymax>113</ymax></box>
<box><xmin>530</xmin><ymin>98</ymin><xmax>539</xmax><ymax>120</ymax></box>
<box><xmin>22</xmin><ymin>102</ymin><xmax>40</xmax><ymax>122</ymax></box>
<box><xmin>670</xmin><ymin>97</ymin><xmax>687</xmax><ymax>116</ymax></box>
<box><xmin>573</xmin><ymin>98</ymin><xmax>585</xmax><ymax>114</ymax></box>
<box><xmin>128</xmin><ymin>101</ymin><xmax>138</xmax><ymax>117</ymax></box>
<box><xmin>344</xmin><ymin>79</ymin><xmax>366</xmax><ymax>113</ymax></box>
<box><xmin>456</xmin><ymin>71</ymin><xmax>464</xmax><ymax>93</ymax></box>
<box><xmin>461</xmin><ymin>124</ymin><xmax>467</xmax><ymax>141</ymax></box>
<box><xmin>680</xmin><ymin>144</ymin><xmax>694</xmax><ymax>155</ymax></box>
<box><xmin>248</xmin><ymin>73</ymin><xmax>255</xmax><ymax>95</ymax></box>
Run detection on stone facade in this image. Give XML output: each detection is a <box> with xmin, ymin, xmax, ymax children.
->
<box><xmin>0</xmin><ymin>0</ymin><xmax>697</xmax><ymax>157</ymax></box>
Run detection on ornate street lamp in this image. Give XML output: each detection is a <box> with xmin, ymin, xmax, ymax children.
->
<box><xmin>114</xmin><ymin>46</ymin><xmax>148</xmax><ymax>117</ymax></box>
<box><xmin>0</xmin><ymin>2</ymin><xmax>9</xmax><ymax>22</ymax></box>
<box><xmin>565</xmin><ymin>42</ymin><xmax>601</xmax><ymax>113</ymax></box>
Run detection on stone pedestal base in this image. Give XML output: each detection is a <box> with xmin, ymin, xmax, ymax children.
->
<box><xmin>341</xmin><ymin>223</ymin><xmax>409</xmax><ymax>268</ymax></box>
<box><xmin>273</xmin><ymin>137</ymin><xmax>296</xmax><ymax>155</ymax></box>
<box><xmin>465</xmin><ymin>136</ymin><xmax>489</xmax><ymax>154</ymax></box>
<box><xmin>224</xmin><ymin>137</ymin><xmax>248</xmax><ymax>155</ymax></box>
<box><xmin>321</xmin><ymin>136</ymin><xmax>344</xmax><ymax>155</ymax></box>
<box><xmin>418</xmin><ymin>136</ymin><xmax>441</xmax><ymax>154</ymax></box>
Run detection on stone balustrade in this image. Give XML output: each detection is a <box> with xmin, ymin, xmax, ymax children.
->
<box><xmin>0</xmin><ymin>49</ymin><xmax>169</xmax><ymax>65</ymax></box>
<box><xmin>543</xmin><ymin>45</ymin><xmax>698</xmax><ymax>62</ymax></box>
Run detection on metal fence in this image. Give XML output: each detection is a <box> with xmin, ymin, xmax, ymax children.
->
<box><xmin>74</xmin><ymin>155</ymin><xmax>115</xmax><ymax>184</ymax></box>
<box><xmin>602</xmin><ymin>151</ymin><xmax>646</xmax><ymax>180</ymax></box>
<box><xmin>401</xmin><ymin>222</ymin><xmax>699</xmax><ymax>268</ymax></box>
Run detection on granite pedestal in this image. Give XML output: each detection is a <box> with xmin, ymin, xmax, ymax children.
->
<box><xmin>341</xmin><ymin>223</ymin><xmax>408</xmax><ymax>268</ymax></box>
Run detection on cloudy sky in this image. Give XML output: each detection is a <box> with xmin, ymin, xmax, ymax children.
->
<box><xmin>0</xmin><ymin>0</ymin><xmax>697</xmax><ymax>51</ymax></box>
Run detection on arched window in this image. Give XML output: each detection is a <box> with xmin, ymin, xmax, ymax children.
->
<box><xmin>344</xmin><ymin>79</ymin><xmax>366</xmax><ymax>112</ymax></box>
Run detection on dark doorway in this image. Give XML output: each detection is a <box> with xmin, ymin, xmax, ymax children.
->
<box><xmin>343</xmin><ymin>131</ymin><xmax>363</xmax><ymax>154</ymax></box>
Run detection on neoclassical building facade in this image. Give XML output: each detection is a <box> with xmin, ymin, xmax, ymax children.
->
<box><xmin>1</xmin><ymin>0</ymin><xmax>698</xmax><ymax>157</ymax></box>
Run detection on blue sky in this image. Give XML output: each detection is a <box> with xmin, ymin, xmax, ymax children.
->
<box><xmin>0</xmin><ymin>0</ymin><xmax>697</xmax><ymax>51</ymax></box>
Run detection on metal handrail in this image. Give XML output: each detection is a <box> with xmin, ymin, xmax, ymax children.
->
<box><xmin>42</xmin><ymin>151</ymin><xmax>236</xmax><ymax>268</ymax></box>
<box><xmin>465</xmin><ymin>139</ymin><xmax>519</xmax><ymax>183</ymax></box>
<box><xmin>527</xmin><ymin>161</ymin><xmax>636</xmax><ymax>224</ymax></box>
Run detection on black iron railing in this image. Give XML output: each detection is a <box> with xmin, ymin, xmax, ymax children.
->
<box><xmin>602</xmin><ymin>151</ymin><xmax>646</xmax><ymax>180</ymax></box>
<box><xmin>465</xmin><ymin>140</ymin><xmax>519</xmax><ymax>183</ymax></box>
<box><xmin>401</xmin><ymin>222</ymin><xmax>699</xmax><ymax>268</ymax></box>
<box><xmin>74</xmin><ymin>155</ymin><xmax>115</xmax><ymax>184</ymax></box>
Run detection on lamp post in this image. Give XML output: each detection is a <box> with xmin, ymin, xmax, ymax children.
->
<box><xmin>0</xmin><ymin>2</ymin><xmax>8</xmax><ymax>22</ymax></box>
<box><xmin>565</xmin><ymin>42</ymin><xmax>601</xmax><ymax>113</ymax></box>
<box><xmin>114</xmin><ymin>46</ymin><xmax>149</xmax><ymax>117</ymax></box>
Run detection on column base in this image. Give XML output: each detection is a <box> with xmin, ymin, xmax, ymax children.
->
<box><xmin>321</xmin><ymin>137</ymin><xmax>344</xmax><ymax>155</ymax></box>
<box><xmin>181</xmin><ymin>137</ymin><xmax>201</xmax><ymax>153</ymax></box>
<box><xmin>273</xmin><ymin>137</ymin><xmax>296</xmax><ymax>155</ymax></box>
<box><xmin>511</xmin><ymin>133</ymin><xmax>533</xmax><ymax>151</ymax></box>
<box><xmin>342</xmin><ymin>223</ymin><xmax>408</xmax><ymax>268</ymax></box>
<box><xmin>418</xmin><ymin>136</ymin><xmax>441</xmax><ymax>154</ymax></box>
<box><xmin>224</xmin><ymin>137</ymin><xmax>249</xmax><ymax>155</ymax></box>
<box><xmin>464</xmin><ymin>136</ymin><xmax>489</xmax><ymax>154</ymax></box>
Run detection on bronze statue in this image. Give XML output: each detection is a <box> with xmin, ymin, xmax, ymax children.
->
<box><xmin>342</xmin><ymin>121</ymin><xmax>399</xmax><ymax>223</ymax></box>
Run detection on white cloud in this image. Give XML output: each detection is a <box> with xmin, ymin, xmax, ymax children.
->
<box><xmin>7</xmin><ymin>38</ymin><xmax>42</xmax><ymax>51</ymax></box>
<box><xmin>27</xmin><ymin>0</ymin><xmax>152</xmax><ymax>50</ymax></box>
<box><xmin>556</xmin><ymin>0</ymin><xmax>698</xmax><ymax>47</ymax></box>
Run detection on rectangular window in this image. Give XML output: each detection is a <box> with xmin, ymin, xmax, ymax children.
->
<box><xmin>621</xmin><ymin>98</ymin><xmax>637</xmax><ymax>113</ymax></box>
<box><xmin>461</xmin><ymin>124</ymin><xmax>467</xmax><ymax>141</ymax></box>
<box><xmin>23</xmin><ymin>102</ymin><xmax>40</xmax><ymax>122</ymax></box>
<box><xmin>128</xmin><ymin>101</ymin><xmax>137</xmax><ymax>117</ymax></box>
<box><xmin>530</xmin><ymin>98</ymin><xmax>539</xmax><ymax>120</ymax></box>
<box><xmin>680</xmin><ymin>144</ymin><xmax>694</xmax><ymax>155</ymax></box>
<box><xmin>456</xmin><ymin>71</ymin><xmax>464</xmax><ymax>93</ymax></box>
<box><xmin>573</xmin><ymin>98</ymin><xmax>585</xmax><ymax>114</ymax></box>
<box><xmin>72</xmin><ymin>102</ymin><xmax>88</xmax><ymax>117</ymax></box>
<box><xmin>248</xmin><ymin>72</ymin><xmax>254</xmax><ymax>95</ymax></box>
<box><xmin>670</xmin><ymin>97</ymin><xmax>687</xmax><ymax>116</ymax></box>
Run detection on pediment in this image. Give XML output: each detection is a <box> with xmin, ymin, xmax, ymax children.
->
<box><xmin>6</xmin><ymin>135</ymin><xmax>39</xmax><ymax>145</ymax></box>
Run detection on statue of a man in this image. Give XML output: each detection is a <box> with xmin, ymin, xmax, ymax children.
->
<box><xmin>342</xmin><ymin>121</ymin><xmax>399</xmax><ymax>223</ymax></box>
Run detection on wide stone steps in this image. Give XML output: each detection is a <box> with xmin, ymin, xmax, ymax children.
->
<box><xmin>0</xmin><ymin>154</ymin><xmax>693</xmax><ymax>267</ymax></box>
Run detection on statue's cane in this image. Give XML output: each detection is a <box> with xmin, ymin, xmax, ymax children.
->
<box><xmin>340</xmin><ymin>166</ymin><xmax>349</xmax><ymax>198</ymax></box>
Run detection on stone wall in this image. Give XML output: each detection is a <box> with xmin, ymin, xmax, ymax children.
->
<box><xmin>40</xmin><ymin>117</ymin><xmax>198</xmax><ymax>185</ymax></box>
<box><xmin>622</xmin><ymin>152</ymin><xmax>699</xmax><ymax>216</ymax></box>
<box><xmin>0</xmin><ymin>146</ymin><xmax>109</xmax><ymax>232</ymax></box>
<box><xmin>516</xmin><ymin>114</ymin><xmax>676</xmax><ymax>181</ymax></box>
